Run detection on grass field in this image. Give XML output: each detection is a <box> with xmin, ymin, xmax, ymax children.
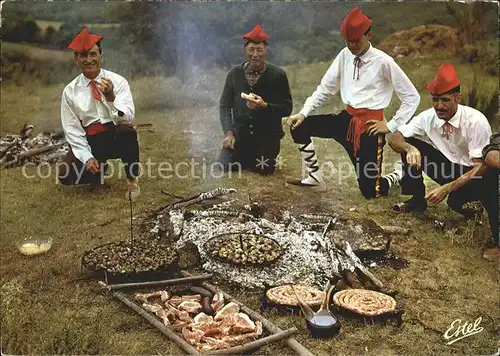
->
<box><xmin>1</xmin><ymin>55</ymin><xmax>498</xmax><ymax>355</ymax></box>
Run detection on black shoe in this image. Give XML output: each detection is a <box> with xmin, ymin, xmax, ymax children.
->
<box><xmin>448</xmin><ymin>200</ymin><xmax>484</xmax><ymax>220</ymax></box>
<box><xmin>393</xmin><ymin>197</ymin><xmax>427</xmax><ymax>213</ymax></box>
<box><xmin>379</xmin><ymin>177</ymin><xmax>389</xmax><ymax>196</ymax></box>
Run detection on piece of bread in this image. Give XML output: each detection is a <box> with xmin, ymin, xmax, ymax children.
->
<box><xmin>241</xmin><ymin>92</ymin><xmax>257</xmax><ymax>100</ymax></box>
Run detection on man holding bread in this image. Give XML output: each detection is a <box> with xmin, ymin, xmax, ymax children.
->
<box><xmin>57</xmin><ymin>28</ymin><xmax>140</xmax><ymax>200</ymax></box>
<box><xmin>218</xmin><ymin>25</ymin><xmax>293</xmax><ymax>174</ymax></box>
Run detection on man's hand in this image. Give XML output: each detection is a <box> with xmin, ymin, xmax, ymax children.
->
<box><xmin>366</xmin><ymin>119</ymin><xmax>389</xmax><ymax>135</ymax></box>
<box><xmin>243</xmin><ymin>94</ymin><xmax>267</xmax><ymax>110</ymax></box>
<box><xmin>97</xmin><ymin>77</ymin><xmax>115</xmax><ymax>102</ymax></box>
<box><xmin>285</xmin><ymin>113</ymin><xmax>306</xmax><ymax>131</ymax></box>
<box><xmin>425</xmin><ymin>184</ymin><xmax>451</xmax><ymax>204</ymax></box>
<box><xmin>405</xmin><ymin>145</ymin><xmax>422</xmax><ymax>169</ymax></box>
<box><xmin>222</xmin><ymin>131</ymin><xmax>236</xmax><ymax>150</ymax></box>
<box><xmin>85</xmin><ymin>157</ymin><xmax>100</xmax><ymax>174</ymax></box>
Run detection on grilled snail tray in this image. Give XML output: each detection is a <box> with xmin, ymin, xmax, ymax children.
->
<box><xmin>203</xmin><ymin>233</ymin><xmax>283</xmax><ymax>267</ymax></box>
<box><xmin>81</xmin><ymin>238</ymin><xmax>179</xmax><ymax>283</ymax></box>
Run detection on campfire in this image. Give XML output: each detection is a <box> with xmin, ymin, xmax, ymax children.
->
<box><xmin>144</xmin><ymin>188</ymin><xmax>400</xmax><ymax>291</ymax></box>
<box><xmin>0</xmin><ymin>124</ymin><xmax>68</xmax><ymax>168</ymax></box>
<box><xmin>1</xmin><ymin>123</ymin><xmax>154</xmax><ymax>168</ymax></box>
<box><xmin>86</xmin><ymin>188</ymin><xmax>407</xmax><ymax>354</ymax></box>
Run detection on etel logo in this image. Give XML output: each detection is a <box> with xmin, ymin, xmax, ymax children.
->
<box><xmin>443</xmin><ymin>317</ymin><xmax>484</xmax><ymax>345</ymax></box>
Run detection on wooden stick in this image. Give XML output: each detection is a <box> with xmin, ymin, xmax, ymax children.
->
<box><xmin>206</xmin><ymin>328</ymin><xmax>297</xmax><ymax>355</ymax></box>
<box><xmin>161</xmin><ymin>190</ymin><xmax>186</xmax><ymax>200</ymax></box>
<box><xmin>342</xmin><ymin>242</ymin><xmax>384</xmax><ymax>290</ymax></box>
<box><xmin>18</xmin><ymin>142</ymin><xmax>66</xmax><ymax>158</ymax></box>
<box><xmin>102</xmin><ymin>274</ymin><xmax>213</xmax><ymax>291</ymax></box>
<box><xmin>156</xmin><ymin>188</ymin><xmax>236</xmax><ymax>212</ymax></box>
<box><xmin>134</xmin><ymin>123</ymin><xmax>154</xmax><ymax>128</ymax></box>
<box><xmin>171</xmin><ymin>188</ymin><xmax>236</xmax><ymax>210</ymax></box>
<box><xmin>180</xmin><ymin>271</ymin><xmax>315</xmax><ymax>356</ymax></box>
<box><xmin>3</xmin><ymin>142</ymin><xmax>66</xmax><ymax>168</ymax></box>
<box><xmin>112</xmin><ymin>291</ymin><xmax>200</xmax><ymax>355</ymax></box>
<box><xmin>342</xmin><ymin>269</ymin><xmax>364</xmax><ymax>289</ymax></box>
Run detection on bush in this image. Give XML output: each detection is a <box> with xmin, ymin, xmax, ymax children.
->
<box><xmin>448</xmin><ymin>2</ymin><xmax>499</xmax><ymax>76</ymax></box>
<box><xmin>463</xmin><ymin>66</ymin><xmax>499</xmax><ymax>125</ymax></box>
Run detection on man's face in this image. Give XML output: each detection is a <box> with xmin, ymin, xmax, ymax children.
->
<box><xmin>432</xmin><ymin>92</ymin><xmax>461</xmax><ymax>121</ymax></box>
<box><xmin>244</xmin><ymin>42</ymin><xmax>267</xmax><ymax>70</ymax></box>
<box><xmin>345</xmin><ymin>31</ymin><xmax>372</xmax><ymax>56</ymax></box>
<box><xmin>74</xmin><ymin>44</ymin><xmax>102</xmax><ymax>79</ymax></box>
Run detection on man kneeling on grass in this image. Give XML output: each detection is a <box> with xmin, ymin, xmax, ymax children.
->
<box><xmin>57</xmin><ymin>28</ymin><xmax>140</xmax><ymax>200</ymax></box>
<box><xmin>388</xmin><ymin>63</ymin><xmax>498</xmax><ymax>261</ymax></box>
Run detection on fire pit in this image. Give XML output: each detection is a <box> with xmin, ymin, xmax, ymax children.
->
<box><xmin>0</xmin><ymin>124</ymin><xmax>68</xmax><ymax>168</ymax></box>
<box><xmin>144</xmin><ymin>188</ymin><xmax>399</xmax><ymax>290</ymax></box>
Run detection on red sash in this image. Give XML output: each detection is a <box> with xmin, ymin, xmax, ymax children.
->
<box><xmin>346</xmin><ymin>106</ymin><xmax>384</xmax><ymax>156</ymax></box>
<box><xmin>84</xmin><ymin>122</ymin><xmax>114</xmax><ymax>136</ymax></box>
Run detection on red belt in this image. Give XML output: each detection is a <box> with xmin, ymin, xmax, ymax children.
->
<box><xmin>84</xmin><ymin>122</ymin><xmax>114</xmax><ymax>136</ymax></box>
<box><xmin>346</xmin><ymin>106</ymin><xmax>384</xmax><ymax>156</ymax></box>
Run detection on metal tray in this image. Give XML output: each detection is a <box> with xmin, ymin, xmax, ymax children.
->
<box><xmin>203</xmin><ymin>232</ymin><xmax>283</xmax><ymax>268</ymax></box>
<box><xmin>81</xmin><ymin>239</ymin><xmax>179</xmax><ymax>284</ymax></box>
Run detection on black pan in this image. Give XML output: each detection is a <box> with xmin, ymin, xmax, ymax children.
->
<box><xmin>306</xmin><ymin>285</ymin><xmax>341</xmax><ymax>338</ymax></box>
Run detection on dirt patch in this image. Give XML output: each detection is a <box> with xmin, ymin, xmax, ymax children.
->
<box><xmin>378</xmin><ymin>25</ymin><xmax>459</xmax><ymax>58</ymax></box>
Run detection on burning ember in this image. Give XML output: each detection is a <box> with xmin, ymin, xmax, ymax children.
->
<box><xmin>145</xmin><ymin>188</ymin><xmax>394</xmax><ymax>290</ymax></box>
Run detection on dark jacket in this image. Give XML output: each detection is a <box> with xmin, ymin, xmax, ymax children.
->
<box><xmin>219</xmin><ymin>62</ymin><xmax>292</xmax><ymax>141</ymax></box>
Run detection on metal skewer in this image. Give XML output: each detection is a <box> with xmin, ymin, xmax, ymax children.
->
<box><xmin>129</xmin><ymin>192</ymin><xmax>133</xmax><ymax>242</ymax></box>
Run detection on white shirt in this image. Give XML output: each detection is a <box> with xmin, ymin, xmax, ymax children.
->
<box><xmin>61</xmin><ymin>69</ymin><xmax>135</xmax><ymax>164</ymax></box>
<box><xmin>299</xmin><ymin>45</ymin><xmax>420</xmax><ymax>132</ymax></box>
<box><xmin>398</xmin><ymin>105</ymin><xmax>492</xmax><ymax>167</ymax></box>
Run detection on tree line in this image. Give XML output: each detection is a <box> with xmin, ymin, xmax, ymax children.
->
<box><xmin>2</xmin><ymin>2</ymin><xmax>498</xmax><ymax>75</ymax></box>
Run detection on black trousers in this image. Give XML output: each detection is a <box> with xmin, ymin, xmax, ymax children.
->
<box><xmin>218</xmin><ymin>136</ymin><xmax>281</xmax><ymax>175</ymax></box>
<box><xmin>58</xmin><ymin>124</ymin><xmax>140</xmax><ymax>185</ymax></box>
<box><xmin>291</xmin><ymin>110</ymin><xmax>386</xmax><ymax>199</ymax></box>
<box><xmin>401</xmin><ymin>137</ymin><xmax>499</xmax><ymax>245</ymax></box>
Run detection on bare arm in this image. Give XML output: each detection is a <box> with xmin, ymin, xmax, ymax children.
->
<box><xmin>388</xmin><ymin>131</ymin><xmax>413</xmax><ymax>153</ymax></box>
<box><xmin>425</xmin><ymin>159</ymin><xmax>488</xmax><ymax>204</ymax></box>
<box><xmin>388</xmin><ymin>131</ymin><xmax>422</xmax><ymax>169</ymax></box>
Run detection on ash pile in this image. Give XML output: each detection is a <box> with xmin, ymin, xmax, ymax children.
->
<box><xmin>145</xmin><ymin>188</ymin><xmax>401</xmax><ymax>290</ymax></box>
<box><xmin>0</xmin><ymin>124</ymin><xmax>69</xmax><ymax>168</ymax></box>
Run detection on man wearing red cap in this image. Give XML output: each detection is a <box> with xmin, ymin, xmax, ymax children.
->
<box><xmin>284</xmin><ymin>7</ymin><xmax>420</xmax><ymax>199</ymax></box>
<box><xmin>218</xmin><ymin>25</ymin><xmax>292</xmax><ymax>174</ymax></box>
<box><xmin>57</xmin><ymin>28</ymin><xmax>140</xmax><ymax>200</ymax></box>
<box><xmin>388</xmin><ymin>63</ymin><xmax>498</xmax><ymax>259</ymax></box>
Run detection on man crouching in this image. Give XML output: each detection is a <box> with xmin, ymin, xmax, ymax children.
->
<box><xmin>57</xmin><ymin>28</ymin><xmax>140</xmax><ymax>200</ymax></box>
<box><xmin>388</xmin><ymin>63</ymin><xmax>498</xmax><ymax>259</ymax></box>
